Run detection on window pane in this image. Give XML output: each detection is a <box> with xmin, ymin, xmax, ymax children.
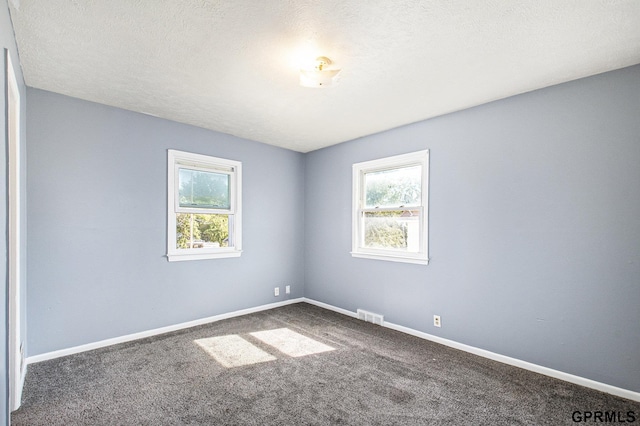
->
<box><xmin>176</xmin><ymin>213</ymin><xmax>230</xmax><ymax>249</ymax></box>
<box><xmin>179</xmin><ymin>168</ymin><xmax>230</xmax><ymax>209</ymax></box>
<box><xmin>364</xmin><ymin>165</ymin><xmax>421</xmax><ymax>208</ymax></box>
<box><xmin>363</xmin><ymin>210</ymin><xmax>420</xmax><ymax>252</ymax></box>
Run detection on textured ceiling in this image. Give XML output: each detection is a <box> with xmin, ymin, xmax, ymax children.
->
<box><xmin>9</xmin><ymin>1</ymin><xmax>640</xmax><ymax>152</ymax></box>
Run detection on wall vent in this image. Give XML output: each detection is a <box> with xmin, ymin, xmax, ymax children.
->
<box><xmin>357</xmin><ymin>309</ymin><xmax>384</xmax><ymax>326</ymax></box>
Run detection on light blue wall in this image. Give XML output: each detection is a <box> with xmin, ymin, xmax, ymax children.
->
<box><xmin>2</xmin><ymin>0</ymin><xmax>27</xmax><ymax>422</ymax></box>
<box><xmin>26</xmin><ymin>88</ymin><xmax>305</xmax><ymax>356</ymax></box>
<box><xmin>304</xmin><ymin>65</ymin><xmax>640</xmax><ymax>392</ymax></box>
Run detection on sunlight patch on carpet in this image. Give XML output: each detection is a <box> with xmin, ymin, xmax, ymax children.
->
<box><xmin>195</xmin><ymin>335</ymin><xmax>276</xmax><ymax>368</ymax></box>
<box><xmin>250</xmin><ymin>328</ymin><xmax>335</xmax><ymax>358</ymax></box>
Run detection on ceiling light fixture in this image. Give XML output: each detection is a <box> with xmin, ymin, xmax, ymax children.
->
<box><xmin>300</xmin><ymin>56</ymin><xmax>341</xmax><ymax>88</ymax></box>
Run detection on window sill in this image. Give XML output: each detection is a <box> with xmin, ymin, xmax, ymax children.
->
<box><xmin>351</xmin><ymin>251</ymin><xmax>429</xmax><ymax>265</ymax></box>
<box><xmin>167</xmin><ymin>250</ymin><xmax>242</xmax><ymax>262</ymax></box>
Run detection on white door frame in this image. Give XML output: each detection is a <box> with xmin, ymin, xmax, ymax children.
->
<box><xmin>6</xmin><ymin>49</ymin><xmax>23</xmax><ymax>412</ymax></box>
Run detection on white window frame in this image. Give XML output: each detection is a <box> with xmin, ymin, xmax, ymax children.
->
<box><xmin>351</xmin><ymin>150</ymin><xmax>429</xmax><ymax>265</ymax></box>
<box><xmin>167</xmin><ymin>149</ymin><xmax>242</xmax><ymax>262</ymax></box>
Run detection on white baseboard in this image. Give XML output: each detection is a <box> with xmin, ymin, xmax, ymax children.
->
<box><xmin>302</xmin><ymin>298</ymin><xmax>640</xmax><ymax>403</ymax></box>
<box><xmin>26</xmin><ymin>298</ymin><xmax>304</xmax><ymax>365</ymax></box>
<box><xmin>302</xmin><ymin>298</ymin><xmax>359</xmax><ymax>319</ymax></box>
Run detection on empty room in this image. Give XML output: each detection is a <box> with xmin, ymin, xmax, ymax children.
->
<box><xmin>2</xmin><ymin>1</ymin><xmax>640</xmax><ymax>425</ymax></box>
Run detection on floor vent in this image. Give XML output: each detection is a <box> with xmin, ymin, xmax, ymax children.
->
<box><xmin>357</xmin><ymin>309</ymin><xmax>384</xmax><ymax>326</ymax></box>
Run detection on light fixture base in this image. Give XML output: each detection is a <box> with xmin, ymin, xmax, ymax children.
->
<box><xmin>314</xmin><ymin>56</ymin><xmax>332</xmax><ymax>70</ymax></box>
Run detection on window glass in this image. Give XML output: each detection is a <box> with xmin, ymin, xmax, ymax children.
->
<box><xmin>364</xmin><ymin>165</ymin><xmax>421</xmax><ymax>208</ymax></box>
<box><xmin>363</xmin><ymin>210</ymin><xmax>420</xmax><ymax>252</ymax></box>
<box><xmin>176</xmin><ymin>213</ymin><xmax>230</xmax><ymax>249</ymax></box>
<box><xmin>178</xmin><ymin>168</ymin><xmax>230</xmax><ymax>210</ymax></box>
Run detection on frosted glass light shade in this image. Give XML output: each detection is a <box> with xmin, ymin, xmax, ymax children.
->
<box><xmin>299</xmin><ymin>68</ymin><xmax>341</xmax><ymax>87</ymax></box>
<box><xmin>299</xmin><ymin>56</ymin><xmax>341</xmax><ymax>88</ymax></box>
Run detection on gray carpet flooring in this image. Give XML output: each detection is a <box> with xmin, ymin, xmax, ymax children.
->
<box><xmin>12</xmin><ymin>303</ymin><xmax>640</xmax><ymax>425</ymax></box>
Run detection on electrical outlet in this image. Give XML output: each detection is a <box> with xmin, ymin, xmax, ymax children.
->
<box><xmin>274</xmin><ymin>287</ymin><xmax>280</xmax><ymax>297</ymax></box>
<box><xmin>433</xmin><ymin>315</ymin><xmax>441</xmax><ymax>327</ymax></box>
<box><xmin>285</xmin><ymin>285</ymin><xmax>290</xmax><ymax>294</ymax></box>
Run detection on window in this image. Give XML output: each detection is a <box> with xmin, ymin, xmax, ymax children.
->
<box><xmin>167</xmin><ymin>150</ymin><xmax>242</xmax><ymax>261</ymax></box>
<box><xmin>352</xmin><ymin>150</ymin><xmax>429</xmax><ymax>265</ymax></box>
